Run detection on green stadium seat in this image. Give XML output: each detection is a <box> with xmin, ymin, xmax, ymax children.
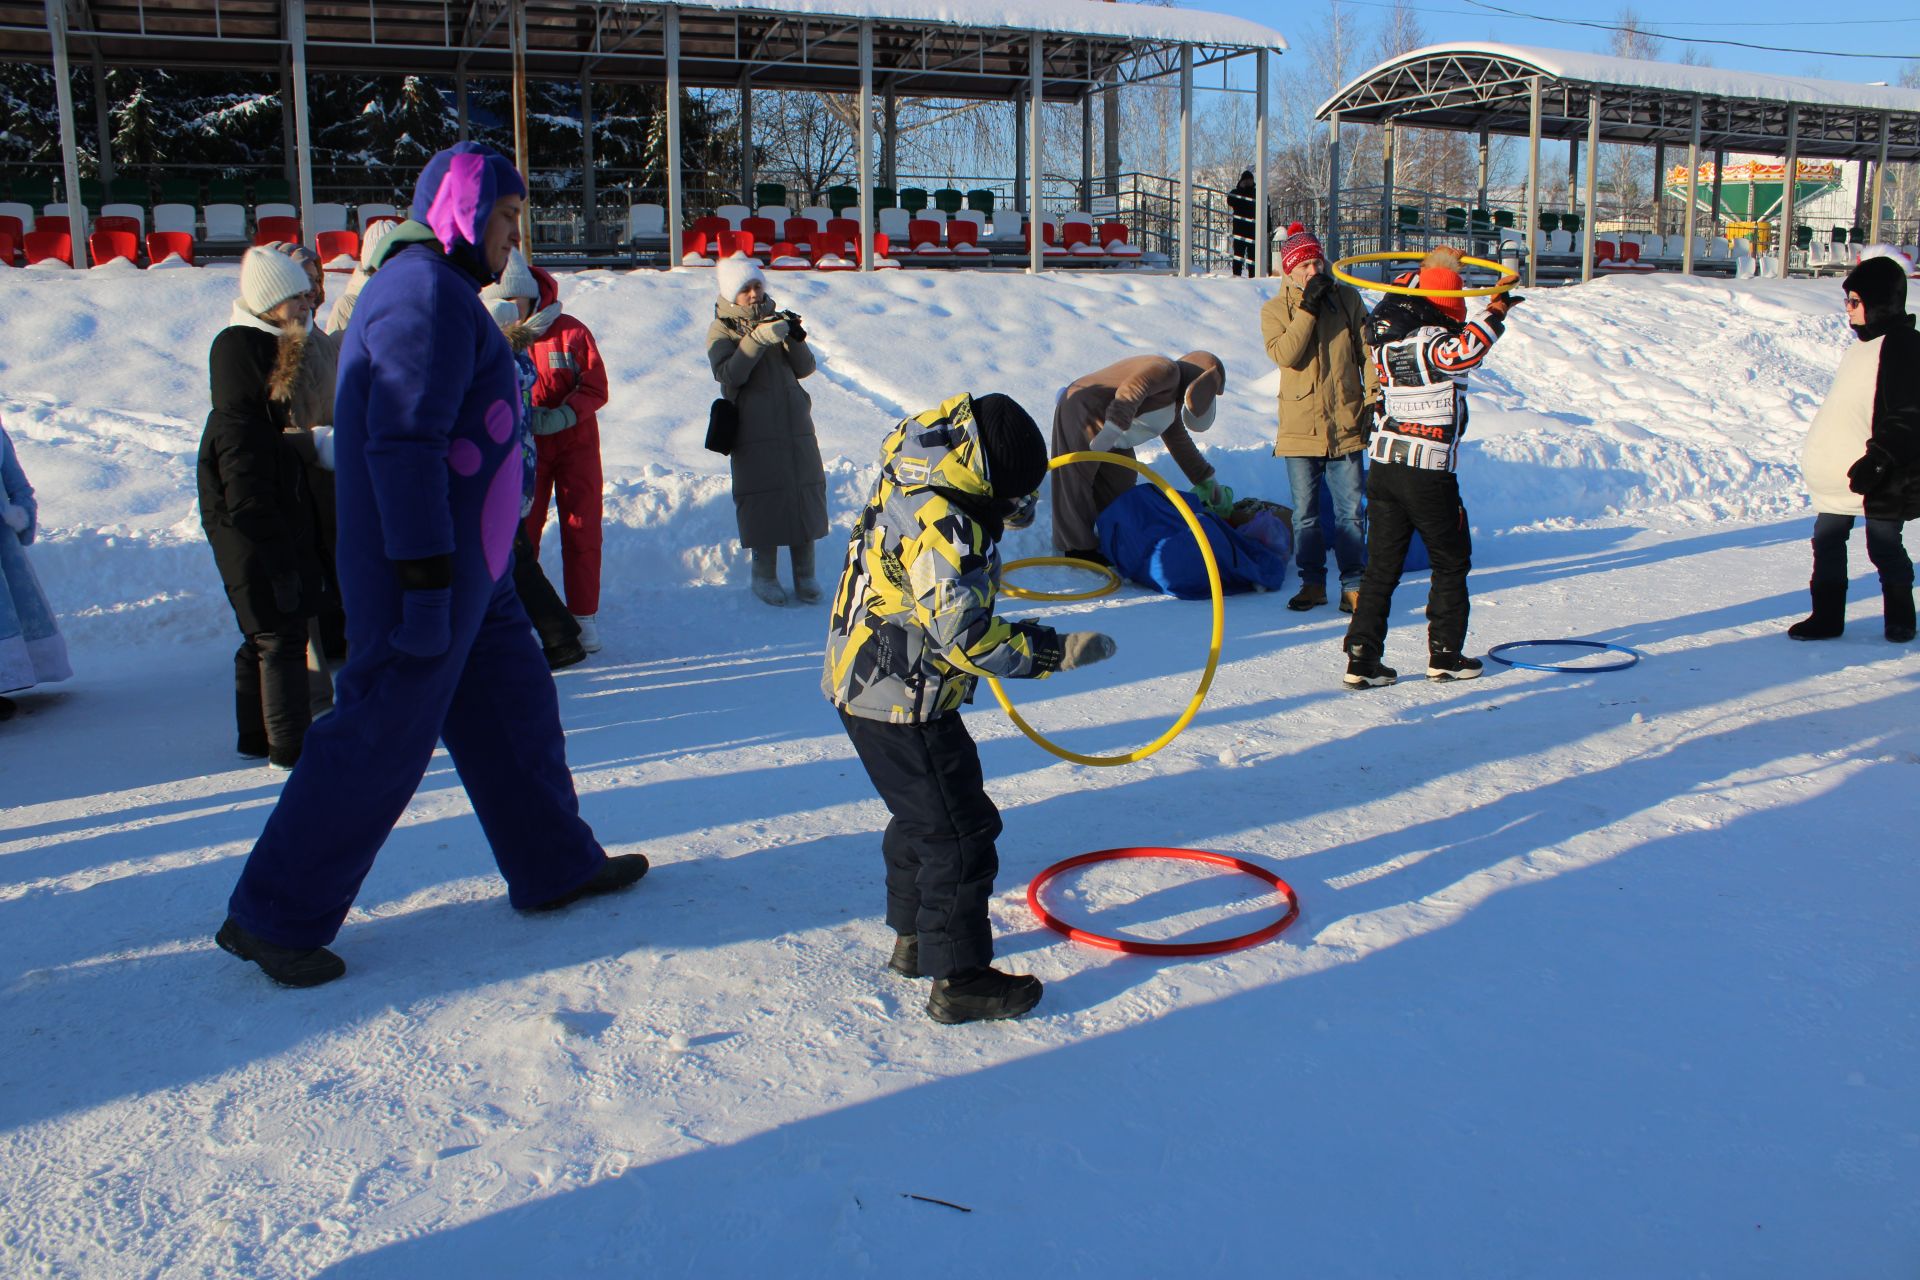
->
<box><xmin>1494</xmin><ymin>209</ymin><xmax>1515</xmax><ymax>228</ymax></box>
<box><xmin>161</xmin><ymin>177</ymin><xmax>202</xmax><ymax>206</ymax></box>
<box><xmin>1471</xmin><ymin>208</ymin><xmax>1494</xmax><ymax>233</ymax></box>
<box><xmin>1794</xmin><ymin>224</ymin><xmax>1813</xmax><ymax>249</ymax></box>
<box><xmin>897</xmin><ymin>187</ymin><xmax>929</xmax><ymax>213</ymax></box>
<box><xmin>208</xmin><ymin>177</ymin><xmax>247</xmax><ymax>204</ymax></box>
<box><xmin>1560</xmin><ymin>212</ymin><xmax>1581</xmax><ymax>234</ymax></box>
<box><xmin>966</xmin><ymin>189</ymin><xmax>996</xmax><ymax>214</ymax></box>
<box><xmin>254</xmin><ymin>177</ymin><xmax>293</xmax><ymax>203</ymax></box>
<box><xmin>825</xmin><ymin>184</ymin><xmax>858</xmax><ymax>214</ymax></box>
<box><xmin>105</xmin><ymin>175</ymin><xmax>147</xmax><ymax>205</ymax></box>
<box><xmin>1397</xmin><ymin>204</ymin><xmax>1420</xmax><ymax>227</ymax></box>
<box><xmin>871</xmin><ymin>186</ymin><xmax>896</xmax><ymax>212</ymax></box>
<box><xmin>754</xmin><ymin>181</ymin><xmax>787</xmax><ymax>209</ymax></box>
<box><xmin>932</xmin><ymin>188</ymin><xmax>964</xmax><ymax>215</ymax></box>
<box><xmin>1848</xmin><ymin>226</ymin><xmax>1867</xmax><ymax>244</ymax></box>
<box><xmin>8</xmin><ymin>174</ymin><xmax>55</xmax><ymax>206</ymax></box>
<box><xmin>1538</xmin><ymin>211</ymin><xmax>1560</xmax><ymax>233</ymax></box>
<box><xmin>1443</xmin><ymin>207</ymin><xmax>1467</xmax><ymax>232</ymax></box>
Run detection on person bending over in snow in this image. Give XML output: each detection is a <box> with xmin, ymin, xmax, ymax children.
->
<box><xmin>216</xmin><ymin>143</ymin><xmax>645</xmax><ymax>988</ymax></box>
<box><xmin>707</xmin><ymin>256</ymin><xmax>829</xmax><ymax>607</ymax></box>
<box><xmin>0</xmin><ymin>415</ymin><xmax>72</xmax><ymax>721</ymax></box>
<box><xmin>198</xmin><ymin>247</ymin><xmax>333</xmax><ymax>769</ymax></box>
<box><xmin>825</xmin><ymin>393</ymin><xmax>1116</xmax><ymax>1024</ymax></box>
<box><xmin>1050</xmin><ymin>352</ymin><xmax>1230</xmax><ymax>562</ymax></box>
<box><xmin>1343</xmin><ymin>247</ymin><xmax>1521</xmax><ymax>688</ymax></box>
<box><xmin>518</xmin><ymin>253</ymin><xmax>610</xmax><ymax>652</ymax></box>
<box><xmin>1790</xmin><ymin>253</ymin><xmax>1920</xmax><ymax>643</ymax></box>
<box><xmin>482</xmin><ymin>251</ymin><xmax>588</xmax><ymax>670</ymax></box>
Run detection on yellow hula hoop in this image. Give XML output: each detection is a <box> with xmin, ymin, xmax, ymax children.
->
<box><xmin>966</xmin><ymin>451</ymin><xmax>1224</xmax><ymax>768</ymax></box>
<box><xmin>1328</xmin><ymin>251</ymin><xmax>1515</xmax><ymax>299</ymax></box>
<box><xmin>1001</xmin><ymin>556</ymin><xmax>1121</xmax><ymax>602</ymax></box>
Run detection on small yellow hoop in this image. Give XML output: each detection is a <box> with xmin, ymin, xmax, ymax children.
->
<box><xmin>952</xmin><ymin>451</ymin><xmax>1224</xmax><ymax>768</ymax></box>
<box><xmin>1001</xmin><ymin>556</ymin><xmax>1121</xmax><ymax>603</ymax></box>
<box><xmin>1328</xmin><ymin>251</ymin><xmax>1515</xmax><ymax>299</ymax></box>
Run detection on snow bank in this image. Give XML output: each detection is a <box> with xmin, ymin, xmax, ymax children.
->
<box><xmin>0</xmin><ymin>265</ymin><xmax>1861</xmax><ymax>646</ymax></box>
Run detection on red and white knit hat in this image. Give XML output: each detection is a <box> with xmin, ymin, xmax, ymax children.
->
<box><xmin>1279</xmin><ymin>222</ymin><xmax>1324</xmax><ymax>275</ymax></box>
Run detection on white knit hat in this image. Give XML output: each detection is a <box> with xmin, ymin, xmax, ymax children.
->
<box><xmin>359</xmin><ymin>219</ymin><xmax>398</xmax><ymax>270</ymax></box>
<box><xmin>239</xmin><ymin>246</ymin><xmax>315</xmax><ymax>317</ymax></box>
<box><xmin>716</xmin><ymin>256</ymin><xmax>766</xmax><ymax>303</ymax></box>
<box><xmin>491</xmin><ymin>248</ymin><xmax>538</xmax><ymax>301</ymax></box>
<box><xmin>484</xmin><ymin>297</ymin><xmax>521</xmax><ymax>331</ymax></box>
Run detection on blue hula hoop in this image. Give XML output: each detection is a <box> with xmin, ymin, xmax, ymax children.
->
<box><xmin>1485</xmin><ymin>639</ymin><xmax>1643</xmax><ymax>673</ymax></box>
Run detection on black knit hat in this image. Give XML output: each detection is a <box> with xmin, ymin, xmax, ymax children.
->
<box><xmin>970</xmin><ymin>393</ymin><xmax>1047</xmax><ymax>498</ymax></box>
<box><xmin>1844</xmin><ymin>254</ymin><xmax>1908</xmax><ymax>325</ymax></box>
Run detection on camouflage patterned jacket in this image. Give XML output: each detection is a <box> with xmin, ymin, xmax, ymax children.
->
<box><xmin>824</xmin><ymin>393</ymin><xmax>1060</xmax><ymax>724</ymax></box>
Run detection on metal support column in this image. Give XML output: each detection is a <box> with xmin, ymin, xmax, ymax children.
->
<box><xmin>1580</xmin><ymin>93</ymin><xmax>1598</xmax><ymax>283</ymax></box>
<box><xmin>881</xmin><ymin>85</ymin><xmax>896</xmax><ymax>191</ymax></box>
<box><xmin>1178</xmin><ymin>43</ymin><xmax>1193</xmax><ymax>276</ymax></box>
<box><xmin>665</xmin><ymin>7</ymin><xmax>683</xmax><ymax>266</ymax></box>
<box><xmin>1710</xmin><ymin>147</ymin><xmax>1726</xmax><ymax>240</ymax></box>
<box><xmin>1379</xmin><ymin>117</ymin><xmax>1395</xmax><ymax>254</ymax></box>
<box><xmin>1524</xmin><ymin>76</ymin><xmax>1542</xmax><ymax>288</ymax></box>
<box><xmin>90</xmin><ymin>46</ymin><xmax>115</xmax><ymax>184</ymax></box>
<box><xmin>1567</xmin><ymin>137</ymin><xmax>1579</xmax><ymax>211</ymax></box>
<box><xmin>1476</xmin><ymin>128</ymin><xmax>1490</xmax><ymax>212</ymax></box>
<box><xmin>1681</xmin><ymin>97</ymin><xmax>1700</xmax><ymax>275</ymax></box>
<box><xmin>1080</xmin><ymin>93</ymin><xmax>1093</xmax><ymax>208</ymax></box>
<box><xmin>1013</xmin><ymin>94</ymin><xmax>1027</xmax><ymax>212</ymax></box>
<box><xmin>456</xmin><ymin>72</ymin><xmax>470</xmax><ymax>142</ymax></box>
<box><xmin>510</xmin><ymin>0</ymin><xmax>531</xmax><ymax>250</ymax></box>
<box><xmin>1102</xmin><ymin>72</ymin><xmax>1120</xmax><ymax>198</ymax></box>
<box><xmin>1653</xmin><ymin>141</ymin><xmax>1666</xmax><ymax>235</ymax></box>
<box><xmin>1778</xmin><ymin>103</ymin><xmax>1799</xmax><ymax>279</ymax></box>
<box><xmin>279</xmin><ymin>64</ymin><xmax>297</xmax><ymax>184</ymax></box>
<box><xmin>1254</xmin><ymin>48</ymin><xmax>1270</xmax><ymax>278</ymax></box>
<box><xmin>287</xmin><ymin>0</ymin><xmax>317</xmax><ymax>249</ymax></box>
<box><xmin>1030</xmin><ymin>36</ymin><xmax>1046</xmax><ymax>274</ymax></box>
<box><xmin>739</xmin><ymin>67</ymin><xmax>754</xmax><ymax>207</ymax></box>
<box><xmin>858</xmin><ymin>20</ymin><xmax>874</xmax><ymax>271</ymax></box>
<box><xmin>47</xmin><ymin>0</ymin><xmax>89</xmax><ymax>265</ymax></box>
<box><xmin>582</xmin><ymin>72</ymin><xmax>597</xmax><ymax>242</ymax></box>
<box><xmin>1869</xmin><ymin>112</ymin><xmax>1890</xmax><ymax>244</ymax></box>
<box><xmin>1325</xmin><ymin>110</ymin><xmax>1341</xmax><ymax>262</ymax></box>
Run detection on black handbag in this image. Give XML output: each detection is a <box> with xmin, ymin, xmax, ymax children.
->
<box><xmin>705</xmin><ymin>397</ymin><xmax>739</xmax><ymax>455</ymax></box>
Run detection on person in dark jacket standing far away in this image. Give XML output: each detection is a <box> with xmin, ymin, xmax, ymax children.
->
<box><xmin>825</xmin><ymin>392</ymin><xmax>1116</xmax><ymax>1024</ymax></box>
<box><xmin>1227</xmin><ymin>170</ymin><xmax>1257</xmax><ymax>278</ymax></box>
<box><xmin>1262</xmin><ymin>222</ymin><xmax>1375</xmax><ymax>614</ymax></box>
<box><xmin>1789</xmin><ymin>253</ymin><xmax>1919</xmax><ymax>643</ymax></box>
<box><xmin>1344</xmin><ymin>247</ymin><xmax>1521</xmax><ymax>688</ymax></box>
<box><xmin>197</xmin><ymin>247</ymin><xmax>332</xmax><ymax>770</ymax></box>
<box><xmin>215</xmin><ymin>143</ymin><xmax>646</xmax><ymax>989</ymax></box>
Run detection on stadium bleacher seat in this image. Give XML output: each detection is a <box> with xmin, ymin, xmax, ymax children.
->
<box><xmin>255</xmin><ymin>202</ymin><xmax>297</xmax><ymax>224</ymax></box>
<box><xmin>1064</xmin><ymin>221</ymin><xmax>1102</xmax><ymax>256</ymax></box>
<box><xmin>871</xmin><ymin>186</ymin><xmax>896</xmax><ymax>213</ymax></box>
<box><xmin>36</xmin><ymin>213</ymin><xmax>72</xmax><ymax>238</ymax></box>
<box><xmin>932</xmin><ymin>189</ymin><xmax>964</xmax><ymax>215</ymax></box>
<box><xmin>966</xmin><ymin>189</ymin><xmax>996</xmax><ymax>215</ymax></box>
<box><xmin>1537</xmin><ymin>212</ymin><xmax>1560</xmax><ymax>234</ymax></box>
<box><xmin>1100</xmin><ymin>222</ymin><xmax>1141</xmax><ymax>258</ymax></box>
<box><xmin>825</xmin><ymin>185</ymin><xmax>859</xmax><ymax>215</ymax></box>
<box><xmin>907</xmin><ymin>218</ymin><xmax>949</xmax><ymax>257</ymax></box>
<box><xmin>720</xmin><ymin>229</ymin><xmax>757</xmax><ymax>260</ymax></box>
<box><xmin>681</xmin><ymin>229</ymin><xmax>714</xmax><ymax>266</ymax></box>
<box><xmin>811</xmin><ymin>235</ymin><xmax>856</xmax><ymax>271</ymax></box>
<box><xmin>629</xmin><ymin>204</ymin><xmax>666</xmax><ymax>239</ymax></box>
<box><xmin>310</xmin><ymin>203</ymin><xmax>350</xmax><ymax>234</ymax></box>
<box><xmin>315</xmin><ymin>229</ymin><xmax>360</xmax><ymax>266</ymax></box>
<box><xmin>204</xmin><ymin>204</ymin><xmax>247</xmax><ymax>242</ymax></box>
<box><xmin>797</xmin><ymin>206</ymin><xmax>832</xmax><ymax>234</ymax></box>
<box><xmin>0</xmin><ymin>228</ymin><xmax>16</xmax><ymax>267</ymax></box>
<box><xmin>690</xmin><ymin>215</ymin><xmax>730</xmax><ymax>256</ymax></box>
<box><xmin>146</xmin><ymin>230</ymin><xmax>195</xmax><ymax>266</ymax></box>
<box><xmin>207</xmin><ymin>177</ymin><xmax>246</xmax><ymax>204</ymax></box>
<box><xmin>768</xmin><ymin>241</ymin><xmax>810</xmax><ymax>271</ymax></box>
<box><xmin>783</xmin><ymin>217</ymin><xmax>818</xmax><ymax>249</ymax></box>
<box><xmin>1023</xmin><ymin>221</ymin><xmax>1068</xmax><ymax>257</ymax></box>
<box><xmin>989</xmin><ymin>208</ymin><xmax>1023</xmax><ymax>241</ymax></box>
<box><xmin>255</xmin><ymin>177</ymin><xmax>293</xmax><ymax>204</ymax></box>
<box><xmin>1444</xmin><ymin>207</ymin><xmax>1468</xmax><ymax>232</ymax></box>
<box><xmin>948</xmin><ymin>218</ymin><xmax>988</xmax><ymax>257</ymax></box>
<box><xmin>24</xmin><ymin>229</ymin><xmax>72</xmax><ymax>267</ymax></box>
<box><xmin>254</xmin><ymin>215</ymin><xmax>300</xmax><ymax>245</ymax></box>
<box><xmin>0</xmin><ymin>212</ymin><xmax>22</xmax><ymax>258</ymax></box>
<box><xmin>825</xmin><ymin>216</ymin><xmax>861</xmax><ymax>245</ymax></box>
<box><xmin>0</xmin><ymin>203</ymin><xmax>31</xmax><ymax>236</ymax></box>
<box><xmin>153</xmin><ymin>203</ymin><xmax>196</xmax><ymax>235</ymax></box>
<box><xmin>356</xmin><ymin>203</ymin><xmax>399</xmax><ymax>228</ymax></box>
<box><xmin>11</xmin><ymin>175</ymin><xmax>56</xmax><ymax>206</ymax></box>
<box><xmin>160</xmin><ymin>178</ymin><xmax>201</xmax><ymax>206</ymax></box>
<box><xmin>89</xmin><ymin>228</ymin><xmax>139</xmax><ymax>265</ymax></box>
<box><xmin>878</xmin><ymin>208</ymin><xmax>911</xmax><ymax>242</ymax></box>
<box><xmin>715</xmin><ymin>204</ymin><xmax>751</xmax><ymax>230</ymax></box>
<box><xmin>741</xmin><ymin>216</ymin><xmax>778</xmax><ymax>252</ymax></box>
<box><xmin>1547</xmin><ymin>229</ymin><xmax>1574</xmax><ymax>254</ymax></box>
<box><xmin>755</xmin><ymin>204</ymin><xmax>789</xmax><ymax>224</ymax></box>
<box><xmin>754</xmin><ymin>182</ymin><xmax>787</xmax><ymax>210</ymax></box>
<box><xmin>100</xmin><ymin>203</ymin><xmax>146</xmax><ymax>234</ymax></box>
<box><xmin>897</xmin><ymin>187</ymin><xmax>929</xmax><ymax>213</ymax></box>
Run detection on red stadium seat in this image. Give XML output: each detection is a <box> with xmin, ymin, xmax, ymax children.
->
<box><xmin>691</xmin><ymin>215</ymin><xmax>729</xmax><ymax>255</ymax></box>
<box><xmin>1099</xmin><ymin>221</ymin><xmax>1141</xmax><ymax>257</ymax></box>
<box><xmin>1062</xmin><ymin>221</ymin><xmax>1101</xmax><ymax>256</ymax></box>
<box><xmin>810</xmin><ymin>235</ymin><xmax>856</xmax><ymax>270</ymax></box>
<box><xmin>782</xmin><ymin>217</ymin><xmax>817</xmax><ymax>249</ymax></box>
<box><xmin>89</xmin><ymin>228</ymin><xmax>140</xmax><ymax>265</ymax></box>
<box><xmin>254</xmin><ymin>215</ymin><xmax>300</xmax><ymax>245</ymax></box>
<box><xmin>146</xmin><ymin>230</ymin><xmax>196</xmax><ymax>265</ymax></box>
<box><xmin>0</xmin><ymin>214</ymin><xmax>22</xmax><ymax>263</ymax></box>
<box><xmin>825</xmin><ymin>217</ymin><xmax>860</xmax><ymax>244</ymax></box>
<box><xmin>315</xmin><ymin>229</ymin><xmax>360</xmax><ymax>266</ymax></box>
<box><xmin>947</xmin><ymin>218</ymin><xmax>989</xmax><ymax>256</ymax></box>
<box><xmin>681</xmin><ymin>228</ymin><xmax>714</xmax><ymax>264</ymax></box>
<box><xmin>93</xmin><ymin>214</ymin><xmax>141</xmax><ymax>238</ymax></box>
<box><xmin>35</xmin><ymin>214</ymin><xmax>71</xmax><ymax>237</ymax></box>
<box><xmin>767</xmin><ymin>241</ymin><xmax>811</xmax><ymax>271</ymax></box>
<box><xmin>741</xmin><ymin>216</ymin><xmax>777</xmax><ymax>251</ymax></box>
<box><xmin>24</xmin><ymin>229</ymin><xmax>73</xmax><ymax>267</ymax></box>
<box><xmin>0</xmin><ymin>230</ymin><xmax>17</xmax><ymax>267</ymax></box>
<box><xmin>1595</xmin><ymin>239</ymin><xmax>1616</xmax><ymax>263</ymax></box>
<box><xmin>1023</xmin><ymin>221</ymin><xmax>1068</xmax><ymax>256</ymax></box>
<box><xmin>907</xmin><ymin>218</ymin><xmax>949</xmax><ymax>257</ymax></box>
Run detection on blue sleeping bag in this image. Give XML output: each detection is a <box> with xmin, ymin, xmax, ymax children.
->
<box><xmin>1095</xmin><ymin>485</ymin><xmax>1292</xmax><ymax>599</ymax></box>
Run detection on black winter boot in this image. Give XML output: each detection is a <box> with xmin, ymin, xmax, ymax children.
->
<box><xmin>545</xmin><ymin>637</ymin><xmax>589</xmax><ymax>670</ymax></box>
<box><xmin>927</xmin><ymin>966</ymin><xmax>1043</xmax><ymax>1024</ymax></box>
<box><xmin>1428</xmin><ymin>652</ymin><xmax>1484</xmax><ymax>681</ymax></box>
<box><xmin>1885</xmin><ymin>587</ymin><xmax>1916</xmax><ymax>643</ymax></box>
<box><xmin>522</xmin><ymin>853</ymin><xmax>651</xmax><ymax>913</ymax></box>
<box><xmin>1787</xmin><ymin>584</ymin><xmax>1847</xmax><ymax>640</ymax></box>
<box><xmin>1288</xmin><ymin>582</ymin><xmax>1328</xmax><ymax>611</ymax></box>
<box><xmin>888</xmin><ymin>933</ymin><xmax>922</xmax><ymax>978</ymax></box>
<box><xmin>1344</xmin><ymin>650</ymin><xmax>1397</xmax><ymax>688</ymax></box>
<box><xmin>216</xmin><ymin>917</ymin><xmax>346</xmax><ymax>988</ymax></box>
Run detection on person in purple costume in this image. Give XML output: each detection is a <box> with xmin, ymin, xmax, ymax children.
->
<box><xmin>216</xmin><ymin>143</ymin><xmax>648</xmax><ymax>988</ymax></box>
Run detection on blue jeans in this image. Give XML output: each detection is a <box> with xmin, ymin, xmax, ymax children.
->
<box><xmin>1284</xmin><ymin>453</ymin><xmax>1368</xmax><ymax>591</ymax></box>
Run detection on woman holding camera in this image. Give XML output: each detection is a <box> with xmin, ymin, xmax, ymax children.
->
<box><xmin>707</xmin><ymin>258</ymin><xmax>827</xmax><ymax>606</ymax></box>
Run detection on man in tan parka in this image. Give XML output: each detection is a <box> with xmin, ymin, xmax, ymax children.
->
<box><xmin>1261</xmin><ymin>222</ymin><xmax>1374</xmax><ymax>613</ymax></box>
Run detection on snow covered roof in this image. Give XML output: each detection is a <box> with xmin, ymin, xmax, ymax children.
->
<box><xmin>664</xmin><ymin>0</ymin><xmax>1288</xmax><ymax>51</ymax></box>
<box><xmin>1318</xmin><ymin>42</ymin><xmax>1920</xmax><ymax>161</ymax></box>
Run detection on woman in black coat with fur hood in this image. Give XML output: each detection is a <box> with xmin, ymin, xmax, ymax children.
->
<box><xmin>197</xmin><ymin>247</ymin><xmax>332</xmax><ymax>768</ymax></box>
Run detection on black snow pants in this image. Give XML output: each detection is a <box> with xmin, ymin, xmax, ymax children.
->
<box><xmin>838</xmin><ymin>708</ymin><xmax>1002</xmax><ymax>979</ymax></box>
<box><xmin>1345</xmin><ymin>461</ymin><xmax>1474</xmax><ymax>660</ymax></box>
<box><xmin>235</xmin><ymin>620</ymin><xmax>312</xmax><ymax>761</ymax></box>
<box><xmin>513</xmin><ymin>528</ymin><xmax>583</xmax><ymax>655</ymax></box>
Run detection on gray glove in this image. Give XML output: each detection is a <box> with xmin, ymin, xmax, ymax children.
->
<box><xmin>1059</xmin><ymin>632</ymin><xmax>1117</xmax><ymax>671</ymax></box>
<box><xmin>750</xmin><ymin>318</ymin><xmax>790</xmax><ymax>345</ymax></box>
<box><xmin>530</xmin><ymin>404</ymin><xmax>577</xmax><ymax>436</ymax></box>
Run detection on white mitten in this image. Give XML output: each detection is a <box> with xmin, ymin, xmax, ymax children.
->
<box><xmin>750</xmin><ymin>318</ymin><xmax>790</xmax><ymax>345</ymax></box>
<box><xmin>2</xmin><ymin>504</ymin><xmax>27</xmax><ymax>533</ymax></box>
<box><xmin>312</xmin><ymin>425</ymin><xmax>336</xmax><ymax>470</ymax></box>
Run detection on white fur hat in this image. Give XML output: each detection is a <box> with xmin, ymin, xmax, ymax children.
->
<box><xmin>484</xmin><ymin>297</ymin><xmax>521</xmax><ymax>331</ymax></box>
<box><xmin>493</xmin><ymin>248</ymin><xmax>539</xmax><ymax>301</ymax></box>
<box><xmin>716</xmin><ymin>256</ymin><xmax>766</xmax><ymax>303</ymax></box>
<box><xmin>238</xmin><ymin>246</ymin><xmax>314</xmax><ymax>317</ymax></box>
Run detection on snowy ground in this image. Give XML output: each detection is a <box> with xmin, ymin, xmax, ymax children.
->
<box><xmin>1</xmin><ymin>266</ymin><xmax>1916</xmax><ymax>1277</ymax></box>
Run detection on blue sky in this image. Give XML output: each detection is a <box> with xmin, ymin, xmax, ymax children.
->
<box><xmin>1193</xmin><ymin>0</ymin><xmax>1920</xmax><ymax>85</ymax></box>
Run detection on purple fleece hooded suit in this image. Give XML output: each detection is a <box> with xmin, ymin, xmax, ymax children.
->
<box><xmin>226</xmin><ymin>143</ymin><xmax>609</xmax><ymax>947</ymax></box>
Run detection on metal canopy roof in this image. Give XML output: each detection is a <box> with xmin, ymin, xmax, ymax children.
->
<box><xmin>3</xmin><ymin>0</ymin><xmax>1285</xmax><ymax>101</ymax></box>
<box><xmin>1317</xmin><ymin>42</ymin><xmax>1920</xmax><ymax>162</ymax></box>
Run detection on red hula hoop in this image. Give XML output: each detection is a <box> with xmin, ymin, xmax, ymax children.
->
<box><xmin>1025</xmin><ymin>847</ymin><xmax>1301</xmax><ymax>956</ymax></box>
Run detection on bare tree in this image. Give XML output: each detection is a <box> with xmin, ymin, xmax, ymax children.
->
<box><xmin>1601</xmin><ymin>7</ymin><xmax>1662</xmax><ymax>226</ymax></box>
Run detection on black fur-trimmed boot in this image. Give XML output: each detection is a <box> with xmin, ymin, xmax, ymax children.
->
<box><xmin>887</xmin><ymin>933</ymin><xmax>922</xmax><ymax>978</ymax></box>
<box><xmin>1885</xmin><ymin>586</ymin><xmax>1916</xmax><ymax>644</ymax></box>
<box><xmin>1787</xmin><ymin>584</ymin><xmax>1846</xmax><ymax>640</ymax></box>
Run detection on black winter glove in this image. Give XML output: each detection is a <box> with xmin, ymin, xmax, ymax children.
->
<box><xmin>1029</xmin><ymin>626</ymin><xmax>1066</xmax><ymax>674</ymax></box>
<box><xmin>1849</xmin><ymin>443</ymin><xmax>1894</xmax><ymax>496</ymax></box>
<box><xmin>271</xmin><ymin>573</ymin><xmax>302</xmax><ymax>615</ymax></box>
<box><xmin>1299</xmin><ymin>271</ymin><xmax>1334</xmax><ymax>315</ymax></box>
<box><xmin>782</xmin><ymin>311</ymin><xmax>807</xmax><ymax>343</ymax></box>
